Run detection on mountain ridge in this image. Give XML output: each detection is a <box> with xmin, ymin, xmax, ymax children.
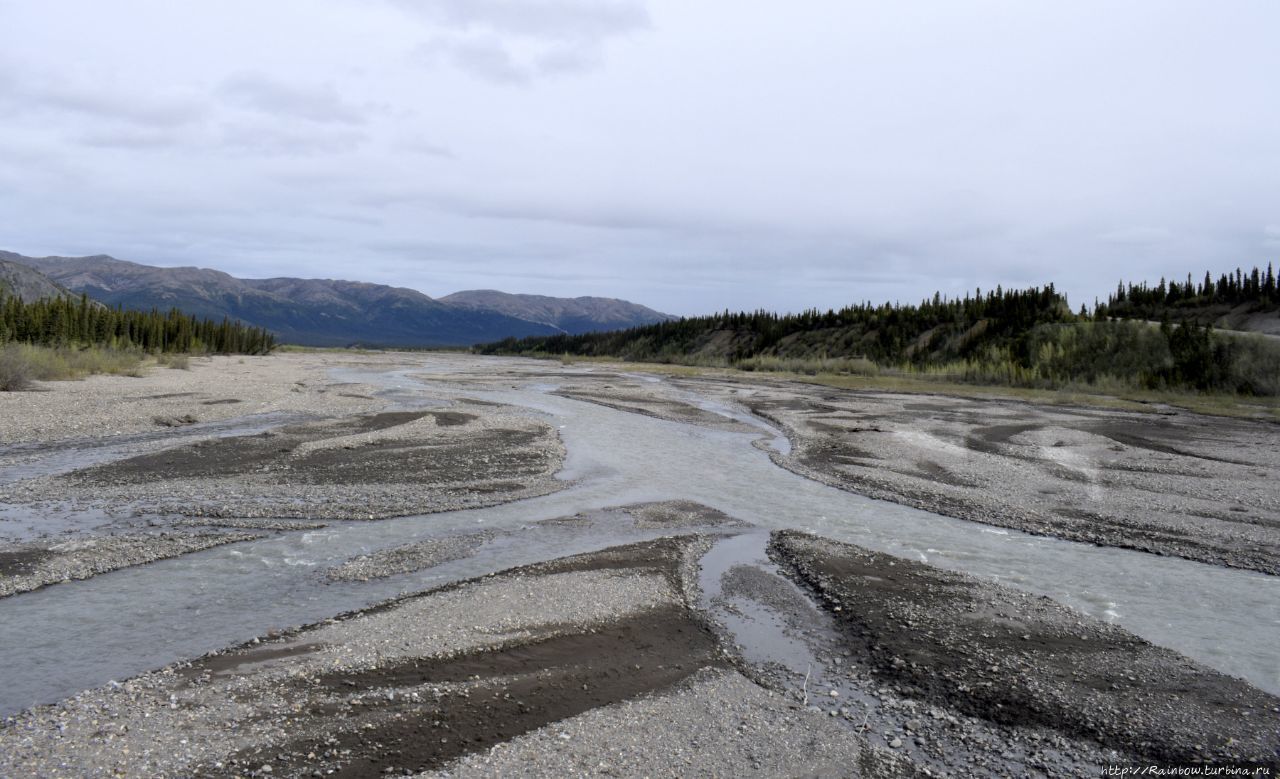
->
<box><xmin>441</xmin><ymin>289</ymin><xmax>677</xmax><ymax>334</ymax></box>
<box><xmin>0</xmin><ymin>257</ymin><xmax>77</xmax><ymax>302</ymax></box>
<box><xmin>0</xmin><ymin>251</ymin><xmax>674</xmax><ymax>346</ymax></box>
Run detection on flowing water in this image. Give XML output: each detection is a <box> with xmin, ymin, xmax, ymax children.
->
<box><xmin>0</xmin><ymin>356</ymin><xmax>1276</xmax><ymax>716</ymax></box>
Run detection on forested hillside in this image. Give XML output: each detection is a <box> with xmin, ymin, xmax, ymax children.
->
<box><xmin>1</xmin><ymin>292</ymin><xmax>275</xmax><ymax>354</ymax></box>
<box><xmin>480</xmin><ymin>285</ymin><xmax>1070</xmax><ymax>362</ymax></box>
<box><xmin>1098</xmin><ymin>265</ymin><xmax>1279</xmax><ymax>334</ymax></box>
<box><xmin>479</xmin><ymin>279</ymin><xmax>1280</xmax><ymax>395</ymax></box>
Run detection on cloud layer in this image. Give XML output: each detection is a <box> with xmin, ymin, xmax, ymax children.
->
<box><xmin>0</xmin><ymin>0</ymin><xmax>1277</xmax><ymax>314</ymax></box>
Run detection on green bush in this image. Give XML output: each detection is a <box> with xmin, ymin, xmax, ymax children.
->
<box><xmin>0</xmin><ymin>344</ymin><xmax>146</xmax><ymax>388</ymax></box>
<box><xmin>0</xmin><ymin>345</ymin><xmax>34</xmax><ymax>391</ymax></box>
<box><xmin>157</xmin><ymin>352</ymin><xmax>190</xmax><ymax>370</ymax></box>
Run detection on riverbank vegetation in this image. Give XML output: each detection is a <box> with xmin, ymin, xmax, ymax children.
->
<box><xmin>0</xmin><ymin>291</ymin><xmax>275</xmax><ymax>390</ymax></box>
<box><xmin>479</xmin><ymin>271</ymin><xmax>1280</xmax><ymax>397</ymax></box>
<box><xmin>0</xmin><ymin>292</ymin><xmax>275</xmax><ymax>355</ymax></box>
<box><xmin>1098</xmin><ymin>264</ymin><xmax>1278</xmax><ymax>323</ymax></box>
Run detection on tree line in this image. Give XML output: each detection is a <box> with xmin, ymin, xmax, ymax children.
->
<box><xmin>0</xmin><ymin>292</ymin><xmax>275</xmax><ymax>354</ymax></box>
<box><xmin>1100</xmin><ymin>264</ymin><xmax>1278</xmax><ymax>320</ymax></box>
<box><xmin>478</xmin><ymin>272</ymin><xmax>1280</xmax><ymax>395</ymax></box>
<box><xmin>482</xmin><ymin>285</ymin><xmax>1072</xmax><ymax>366</ymax></box>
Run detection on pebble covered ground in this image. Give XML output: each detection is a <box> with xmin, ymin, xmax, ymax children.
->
<box><xmin>0</xmin><ymin>535</ymin><xmax>913</xmax><ymax>778</ymax></box>
<box><xmin>682</xmin><ymin>377</ymin><xmax>1280</xmax><ymax>574</ymax></box>
<box><xmin>768</xmin><ymin>530</ymin><xmax>1280</xmax><ymax>770</ymax></box>
<box><xmin>2</xmin><ymin>353</ymin><xmax>1277</xmax><ymax>777</ymax></box>
<box><xmin>9</xmin><ymin>406</ymin><xmax>567</xmax><ymax>520</ymax></box>
<box><xmin>0</xmin><ymin>352</ymin><xmax>393</xmax><ymax>446</ymax></box>
<box><xmin>0</xmin><ymin>352</ymin><xmax>569</xmax><ymax>598</ymax></box>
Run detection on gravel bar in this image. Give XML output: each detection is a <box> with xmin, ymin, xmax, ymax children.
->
<box><xmin>0</xmin><ymin>531</ymin><xmax>261</xmax><ymax>598</ymax></box>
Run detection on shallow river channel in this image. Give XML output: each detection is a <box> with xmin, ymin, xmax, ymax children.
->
<box><xmin>0</xmin><ymin>357</ymin><xmax>1277</xmax><ymax>716</ymax></box>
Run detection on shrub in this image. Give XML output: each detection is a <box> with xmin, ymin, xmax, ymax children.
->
<box><xmin>0</xmin><ymin>345</ymin><xmax>34</xmax><ymax>391</ymax></box>
<box><xmin>157</xmin><ymin>353</ymin><xmax>190</xmax><ymax>370</ymax></box>
<box><xmin>0</xmin><ymin>344</ymin><xmax>146</xmax><ymax>385</ymax></box>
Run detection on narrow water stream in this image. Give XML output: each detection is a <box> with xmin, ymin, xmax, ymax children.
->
<box><xmin>0</xmin><ymin>357</ymin><xmax>1275</xmax><ymax>716</ymax></box>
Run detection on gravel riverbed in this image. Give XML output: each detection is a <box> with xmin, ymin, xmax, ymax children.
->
<box><xmin>1</xmin><ymin>353</ymin><xmax>1276</xmax><ymax>777</ymax></box>
<box><xmin>678</xmin><ymin>376</ymin><xmax>1280</xmax><ymax>575</ymax></box>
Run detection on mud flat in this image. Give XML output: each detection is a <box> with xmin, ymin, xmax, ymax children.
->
<box><xmin>684</xmin><ymin>379</ymin><xmax>1280</xmax><ymax>574</ymax></box>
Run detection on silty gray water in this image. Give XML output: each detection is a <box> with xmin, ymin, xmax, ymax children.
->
<box><xmin>0</xmin><ymin>355</ymin><xmax>1275</xmax><ymax>717</ymax></box>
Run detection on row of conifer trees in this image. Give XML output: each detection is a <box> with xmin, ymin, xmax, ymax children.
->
<box><xmin>0</xmin><ymin>292</ymin><xmax>275</xmax><ymax>354</ymax></box>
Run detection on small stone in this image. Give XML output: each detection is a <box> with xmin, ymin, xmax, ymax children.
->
<box><xmin>888</xmin><ymin>737</ymin><xmax>903</xmax><ymax>748</ymax></box>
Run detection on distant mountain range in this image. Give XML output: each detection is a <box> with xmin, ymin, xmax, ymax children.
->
<box><xmin>440</xmin><ymin>289</ymin><xmax>675</xmax><ymax>335</ymax></box>
<box><xmin>0</xmin><ymin>251</ymin><xmax>674</xmax><ymax>347</ymax></box>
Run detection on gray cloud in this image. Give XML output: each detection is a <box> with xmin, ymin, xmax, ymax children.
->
<box><xmin>396</xmin><ymin>0</ymin><xmax>649</xmax><ymax>83</ymax></box>
<box><xmin>216</xmin><ymin>122</ymin><xmax>367</xmax><ymax>157</ymax></box>
<box><xmin>418</xmin><ymin>36</ymin><xmax>531</xmax><ymax>85</ymax></box>
<box><xmin>0</xmin><ymin>73</ymin><xmax>204</xmax><ymax>127</ymax></box>
<box><xmin>1</xmin><ymin>1</ymin><xmax>1278</xmax><ymax>316</ymax></box>
<box><xmin>1097</xmin><ymin>226</ymin><xmax>1174</xmax><ymax>246</ymax></box>
<box><xmin>388</xmin><ymin>0</ymin><xmax>649</xmax><ymax>40</ymax></box>
<box><xmin>218</xmin><ymin>74</ymin><xmax>365</xmax><ymax>125</ymax></box>
<box><xmin>75</xmin><ymin>128</ymin><xmax>184</xmax><ymax>150</ymax></box>
<box><xmin>394</xmin><ymin>136</ymin><xmax>456</xmax><ymax>159</ymax></box>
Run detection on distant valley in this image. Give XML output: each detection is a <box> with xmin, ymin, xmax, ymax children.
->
<box><xmin>0</xmin><ymin>251</ymin><xmax>674</xmax><ymax>347</ymax></box>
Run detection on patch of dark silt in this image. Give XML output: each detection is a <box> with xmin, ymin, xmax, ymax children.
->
<box><xmin>768</xmin><ymin>530</ymin><xmax>1280</xmax><ymax>767</ymax></box>
<box><xmin>0</xmin><ymin>548</ymin><xmax>55</xmax><ymax>577</ymax></box>
<box><xmin>207</xmin><ymin>536</ymin><xmax>724</xmax><ymax>778</ymax></box>
<box><xmin>55</xmin><ymin>410</ymin><xmax>508</xmax><ymax>487</ymax></box>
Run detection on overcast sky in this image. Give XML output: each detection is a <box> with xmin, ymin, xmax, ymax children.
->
<box><xmin>1</xmin><ymin>1</ymin><xmax>1278</xmax><ymax>315</ymax></box>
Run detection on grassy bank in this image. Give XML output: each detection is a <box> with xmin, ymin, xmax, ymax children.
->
<box><xmin>0</xmin><ymin>344</ymin><xmax>195</xmax><ymax>391</ymax></box>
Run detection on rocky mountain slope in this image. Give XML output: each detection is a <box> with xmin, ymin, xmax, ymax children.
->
<box><xmin>1</xmin><ymin>252</ymin><xmax>671</xmax><ymax>347</ymax></box>
<box><xmin>441</xmin><ymin>289</ymin><xmax>675</xmax><ymax>334</ymax></box>
<box><xmin>0</xmin><ymin>257</ymin><xmax>74</xmax><ymax>302</ymax></box>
